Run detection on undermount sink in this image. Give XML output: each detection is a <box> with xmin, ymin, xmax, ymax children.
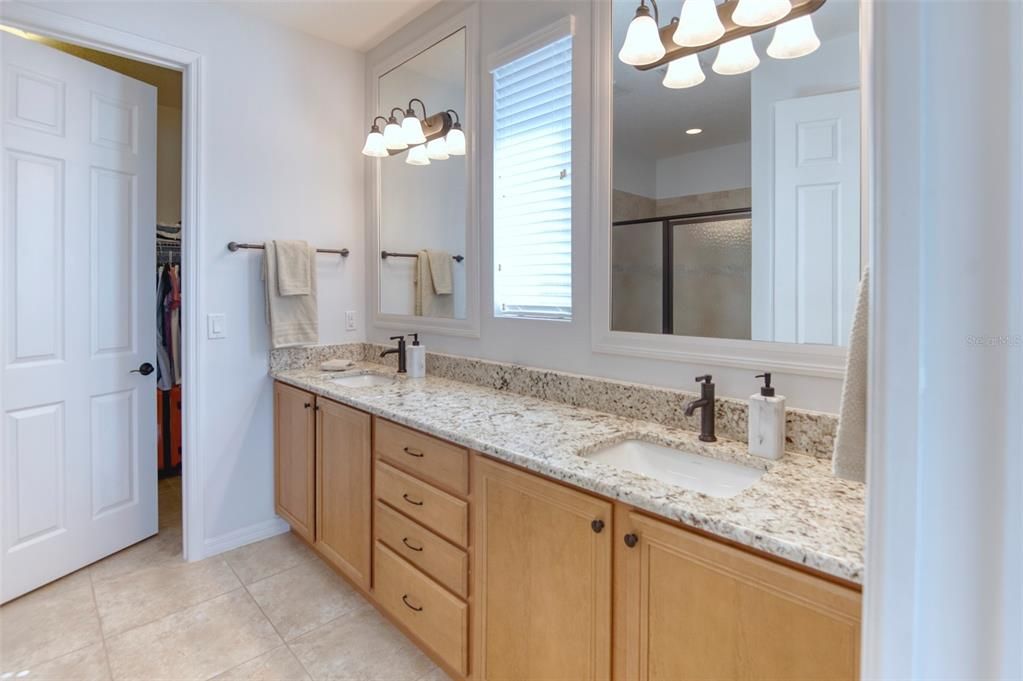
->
<box><xmin>583</xmin><ymin>439</ymin><xmax>764</xmax><ymax>498</ymax></box>
<box><xmin>329</xmin><ymin>372</ymin><xmax>395</xmax><ymax>388</ymax></box>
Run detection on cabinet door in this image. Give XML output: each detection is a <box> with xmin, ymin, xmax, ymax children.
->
<box><xmin>315</xmin><ymin>399</ymin><xmax>372</xmax><ymax>588</ymax></box>
<box><xmin>274</xmin><ymin>382</ymin><xmax>315</xmax><ymax>542</ymax></box>
<box><xmin>473</xmin><ymin>456</ymin><xmax>612</xmax><ymax>681</ymax></box>
<box><xmin>615</xmin><ymin>509</ymin><xmax>861</xmax><ymax>681</ymax></box>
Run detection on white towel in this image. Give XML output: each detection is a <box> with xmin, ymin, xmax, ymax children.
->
<box><xmin>263</xmin><ymin>241</ymin><xmax>318</xmax><ymax>348</ymax></box>
<box><xmin>274</xmin><ymin>240</ymin><xmax>312</xmax><ymax>296</ymax></box>
<box><xmin>833</xmin><ymin>267</ymin><xmax>869</xmax><ymax>482</ymax></box>
<box><xmin>426</xmin><ymin>249</ymin><xmax>453</xmax><ymax>295</ymax></box>
<box><xmin>415</xmin><ymin>250</ymin><xmax>454</xmax><ymax>318</ymax></box>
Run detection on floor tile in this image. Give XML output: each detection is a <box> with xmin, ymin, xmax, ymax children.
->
<box><xmin>93</xmin><ymin>558</ymin><xmax>240</xmax><ymax>636</ymax></box>
<box><xmin>8</xmin><ymin>641</ymin><xmax>111</xmax><ymax>681</ymax></box>
<box><xmin>415</xmin><ymin>665</ymin><xmax>453</xmax><ymax>681</ymax></box>
<box><xmin>289</xmin><ymin>608</ymin><xmax>435</xmax><ymax>681</ymax></box>
<box><xmin>0</xmin><ymin>570</ymin><xmax>102</xmax><ymax>673</ymax></box>
<box><xmin>104</xmin><ymin>589</ymin><xmax>281</xmax><ymax>681</ymax></box>
<box><xmin>246</xmin><ymin>560</ymin><xmax>370</xmax><ymax>641</ymax></box>
<box><xmin>88</xmin><ymin>527</ymin><xmax>183</xmax><ymax>583</ymax></box>
<box><xmin>223</xmin><ymin>532</ymin><xmax>317</xmax><ymax>585</ymax></box>
<box><xmin>210</xmin><ymin>645</ymin><xmax>310</xmax><ymax>681</ymax></box>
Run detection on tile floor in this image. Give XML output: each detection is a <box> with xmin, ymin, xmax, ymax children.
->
<box><xmin>0</xmin><ymin>477</ymin><xmax>448</xmax><ymax>681</ymax></box>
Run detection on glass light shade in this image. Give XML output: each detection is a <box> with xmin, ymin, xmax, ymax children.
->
<box><xmin>662</xmin><ymin>54</ymin><xmax>705</xmax><ymax>89</ymax></box>
<box><xmin>401</xmin><ymin>115</ymin><xmax>427</xmax><ymax>145</ymax></box>
<box><xmin>361</xmin><ymin>130</ymin><xmax>389</xmax><ymax>158</ymax></box>
<box><xmin>767</xmin><ymin>15</ymin><xmax>820</xmax><ymax>59</ymax></box>
<box><xmin>446</xmin><ymin>127</ymin><xmax>467</xmax><ymax>155</ymax></box>
<box><xmin>618</xmin><ymin>9</ymin><xmax>665</xmax><ymax>66</ymax></box>
<box><xmin>406</xmin><ymin>144</ymin><xmax>430</xmax><ymax>166</ymax></box>
<box><xmin>426</xmin><ymin>136</ymin><xmax>449</xmax><ymax>160</ymax></box>
<box><xmin>383</xmin><ymin>121</ymin><xmax>407</xmax><ymax>150</ymax></box>
<box><xmin>712</xmin><ymin>35</ymin><xmax>760</xmax><ymax>75</ymax></box>
<box><xmin>673</xmin><ymin>0</ymin><xmax>725</xmax><ymax>47</ymax></box>
<box><xmin>732</xmin><ymin>0</ymin><xmax>792</xmax><ymax>27</ymax></box>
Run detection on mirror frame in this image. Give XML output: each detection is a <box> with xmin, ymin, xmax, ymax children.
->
<box><xmin>590</xmin><ymin>0</ymin><xmax>867</xmax><ymax>379</ymax></box>
<box><xmin>367</xmin><ymin>5</ymin><xmax>481</xmax><ymax>338</ymax></box>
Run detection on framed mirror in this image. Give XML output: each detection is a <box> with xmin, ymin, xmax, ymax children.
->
<box><xmin>592</xmin><ymin>0</ymin><xmax>864</xmax><ymax>376</ymax></box>
<box><xmin>368</xmin><ymin>7</ymin><xmax>480</xmax><ymax>337</ymax></box>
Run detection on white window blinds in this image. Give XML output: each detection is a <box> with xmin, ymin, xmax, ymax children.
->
<box><xmin>493</xmin><ymin>33</ymin><xmax>573</xmax><ymax>320</ymax></box>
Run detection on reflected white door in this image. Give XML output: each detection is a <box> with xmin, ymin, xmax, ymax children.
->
<box><xmin>770</xmin><ymin>89</ymin><xmax>860</xmax><ymax>345</ymax></box>
<box><xmin>1</xmin><ymin>33</ymin><xmax>157</xmax><ymax>602</ymax></box>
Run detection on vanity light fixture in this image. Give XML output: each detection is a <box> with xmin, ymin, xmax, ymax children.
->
<box><xmin>361</xmin><ymin>101</ymin><xmax>465</xmax><ymax>164</ymax></box>
<box><xmin>685</xmin><ymin>127</ymin><xmax>703</xmax><ymax>134</ymax></box>
<box><xmin>712</xmin><ymin>34</ymin><xmax>760</xmax><ymax>74</ymax></box>
<box><xmin>361</xmin><ymin>116</ymin><xmax>390</xmax><ymax>157</ymax></box>
<box><xmin>618</xmin><ymin>0</ymin><xmax>826</xmax><ymax>89</ymax></box>
<box><xmin>444</xmin><ymin>109</ymin><xmax>467</xmax><ymax>156</ymax></box>
<box><xmin>732</xmin><ymin>0</ymin><xmax>792</xmax><ymax>26</ymax></box>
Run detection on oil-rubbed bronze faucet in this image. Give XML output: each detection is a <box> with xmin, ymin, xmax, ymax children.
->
<box><xmin>380</xmin><ymin>335</ymin><xmax>407</xmax><ymax>373</ymax></box>
<box><xmin>683</xmin><ymin>374</ymin><xmax>716</xmax><ymax>442</ymax></box>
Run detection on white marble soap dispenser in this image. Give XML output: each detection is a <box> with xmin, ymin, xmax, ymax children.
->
<box><xmin>748</xmin><ymin>372</ymin><xmax>785</xmax><ymax>460</ymax></box>
<box><xmin>407</xmin><ymin>333</ymin><xmax>426</xmax><ymax>378</ymax></box>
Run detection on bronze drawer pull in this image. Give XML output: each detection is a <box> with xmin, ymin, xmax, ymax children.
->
<box><xmin>624</xmin><ymin>533</ymin><xmax>639</xmax><ymax>548</ymax></box>
<box><xmin>402</xmin><ymin>493</ymin><xmax>424</xmax><ymax>506</ymax></box>
<box><xmin>402</xmin><ymin>537</ymin><xmax>424</xmax><ymax>552</ymax></box>
<box><xmin>403</xmin><ymin>446</ymin><xmax>424</xmax><ymax>458</ymax></box>
<box><xmin>402</xmin><ymin>594</ymin><xmax>423</xmax><ymax>612</ymax></box>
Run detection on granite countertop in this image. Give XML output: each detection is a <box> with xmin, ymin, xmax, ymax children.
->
<box><xmin>272</xmin><ymin>363</ymin><xmax>865</xmax><ymax>584</ymax></box>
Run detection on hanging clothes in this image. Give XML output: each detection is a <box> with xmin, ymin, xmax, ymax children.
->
<box><xmin>156</xmin><ymin>263</ymin><xmax>182</xmax><ymax>390</ymax></box>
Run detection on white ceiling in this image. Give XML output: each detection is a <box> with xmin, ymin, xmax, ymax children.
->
<box><xmin>229</xmin><ymin>0</ymin><xmax>443</xmax><ymax>52</ymax></box>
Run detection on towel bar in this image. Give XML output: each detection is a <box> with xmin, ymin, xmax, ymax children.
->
<box><xmin>381</xmin><ymin>250</ymin><xmax>464</xmax><ymax>262</ymax></box>
<box><xmin>227</xmin><ymin>241</ymin><xmax>350</xmax><ymax>257</ymax></box>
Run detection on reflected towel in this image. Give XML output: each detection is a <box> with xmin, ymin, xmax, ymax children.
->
<box><xmin>263</xmin><ymin>241</ymin><xmax>318</xmax><ymax>348</ymax></box>
<box><xmin>833</xmin><ymin>267</ymin><xmax>869</xmax><ymax>482</ymax></box>
<box><xmin>274</xmin><ymin>239</ymin><xmax>312</xmax><ymax>296</ymax></box>
<box><xmin>426</xmin><ymin>249</ymin><xmax>453</xmax><ymax>295</ymax></box>
<box><xmin>415</xmin><ymin>250</ymin><xmax>454</xmax><ymax>318</ymax></box>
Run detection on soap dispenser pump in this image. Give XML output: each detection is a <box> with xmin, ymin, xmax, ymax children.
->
<box><xmin>748</xmin><ymin>372</ymin><xmax>785</xmax><ymax>460</ymax></box>
<box><xmin>407</xmin><ymin>333</ymin><xmax>426</xmax><ymax>378</ymax></box>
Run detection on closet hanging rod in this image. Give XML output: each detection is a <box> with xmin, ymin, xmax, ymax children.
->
<box><xmin>381</xmin><ymin>250</ymin><xmax>464</xmax><ymax>263</ymax></box>
<box><xmin>227</xmin><ymin>241</ymin><xmax>349</xmax><ymax>257</ymax></box>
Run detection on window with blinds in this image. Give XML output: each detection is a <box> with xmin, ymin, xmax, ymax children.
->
<box><xmin>492</xmin><ymin>33</ymin><xmax>573</xmax><ymax>320</ymax></box>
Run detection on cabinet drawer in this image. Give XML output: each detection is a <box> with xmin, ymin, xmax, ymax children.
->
<box><xmin>375</xmin><ymin>500</ymin><xmax>468</xmax><ymax>598</ymax></box>
<box><xmin>376</xmin><ymin>461</ymin><xmax>468</xmax><ymax>547</ymax></box>
<box><xmin>375</xmin><ymin>419</ymin><xmax>468</xmax><ymax>496</ymax></box>
<box><xmin>375</xmin><ymin>542</ymin><xmax>468</xmax><ymax>676</ymax></box>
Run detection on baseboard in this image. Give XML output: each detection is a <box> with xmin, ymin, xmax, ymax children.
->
<box><xmin>199</xmin><ymin>516</ymin><xmax>290</xmax><ymax>559</ymax></box>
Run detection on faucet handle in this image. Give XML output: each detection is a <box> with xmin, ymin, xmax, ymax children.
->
<box><xmin>389</xmin><ymin>335</ymin><xmax>405</xmax><ymax>342</ymax></box>
<box><xmin>695</xmin><ymin>374</ymin><xmax>713</xmax><ymax>384</ymax></box>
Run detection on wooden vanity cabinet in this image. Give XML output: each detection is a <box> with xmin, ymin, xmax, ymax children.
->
<box><xmin>273</xmin><ymin>382</ymin><xmax>316</xmax><ymax>542</ymax></box>
<box><xmin>613</xmin><ymin>508</ymin><xmax>861</xmax><ymax>681</ymax></box>
<box><xmin>315</xmin><ymin>398</ymin><xmax>372</xmax><ymax>589</ymax></box>
<box><xmin>472</xmin><ymin>456</ymin><xmax>613</xmax><ymax>681</ymax></box>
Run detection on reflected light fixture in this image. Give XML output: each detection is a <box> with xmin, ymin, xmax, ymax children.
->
<box><xmin>685</xmin><ymin>127</ymin><xmax>703</xmax><ymax>135</ymax></box>
<box><xmin>662</xmin><ymin>54</ymin><xmax>705</xmax><ymax>89</ymax></box>
<box><xmin>767</xmin><ymin>14</ymin><xmax>820</xmax><ymax>59</ymax></box>
<box><xmin>426</xmin><ymin>136</ymin><xmax>449</xmax><ymax>160</ymax></box>
<box><xmin>673</xmin><ymin>0</ymin><xmax>725</xmax><ymax>48</ymax></box>
<box><xmin>445</xmin><ymin>109</ymin><xmax>467</xmax><ymax>156</ymax></box>
<box><xmin>406</xmin><ymin>144</ymin><xmax>431</xmax><ymax>166</ymax></box>
<box><xmin>360</xmin><ymin>116</ymin><xmax>389</xmax><ymax>158</ymax></box>
<box><xmin>732</xmin><ymin>0</ymin><xmax>792</xmax><ymax>27</ymax></box>
<box><xmin>712</xmin><ymin>35</ymin><xmax>760</xmax><ymax>75</ymax></box>
<box><xmin>383</xmin><ymin>109</ymin><xmax>408</xmax><ymax>150</ymax></box>
<box><xmin>618</xmin><ymin>0</ymin><xmax>828</xmax><ymax>90</ymax></box>
<box><xmin>619</xmin><ymin>0</ymin><xmax>666</xmax><ymax>66</ymax></box>
<box><xmin>401</xmin><ymin>98</ymin><xmax>428</xmax><ymax>145</ymax></box>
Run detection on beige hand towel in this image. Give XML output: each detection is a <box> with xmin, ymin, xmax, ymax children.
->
<box><xmin>263</xmin><ymin>241</ymin><xmax>318</xmax><ymax>348</ymax></box>
<box><xmin>833</xmin><ymin>267</ymin><xmax>869</xmax><ymax>482</ymax></box>
<box><xmin>426</xmin><ymin>249</ymin><xmax>453</xmax><ymax>295</ymax></box>
<box><xmin>415</xmin><ymin>250</ymin><xmax>454</xmax><ymax>318</ymax></box>
<box><xmin>274</xmin><ymin>239</ymin><xmax>312</xmax><ymax>296</ymax></box>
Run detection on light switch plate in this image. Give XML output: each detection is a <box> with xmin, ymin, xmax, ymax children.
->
<box><xmin>345</xmin><ymin>310</ymin><xmax>357</xmax><ymax>331</ymax></box>
<box><xmin>207</xmin><ymin>313</ymin><xmax>226</xmax><ymax>339</ymax></box>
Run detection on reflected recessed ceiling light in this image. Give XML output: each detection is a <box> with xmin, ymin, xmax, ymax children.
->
<box><xmin>686</xmin><ymin>128</ymin><xmax>703</xmax><ymax>135</ymax></box>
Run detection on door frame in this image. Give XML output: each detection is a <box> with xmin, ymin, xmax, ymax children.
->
<box><xmin>0</xmin><ymin>2</ymin><xmax>205</xmax><ymax>561</ymax></box>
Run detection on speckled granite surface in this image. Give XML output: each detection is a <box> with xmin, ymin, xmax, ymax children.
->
<box><xmin>271</xmin><ymin>363</ymin><xmax>864</xmax><ymax>584</ymax></box>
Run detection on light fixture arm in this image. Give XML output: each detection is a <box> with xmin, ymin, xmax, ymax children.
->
<box><xmin>407</xmin><ymin>98</ymin><xmax>428</xmax><ymax>119</ymax></box>
<box><xmin>372</xmin><ymin>116</ymin><xmax>388</xmax><ymax>129</ymax></box>
<box><xmin>644</xmin><ymin>0</ymin><xmax>660</xmax><ymax>25</ymax></box>
<box><xmin>444</xmin><ymin>109</ymin><xmax>461</xmax><ymax>126</ymax></box>
<box><xmin>389</xmin><ymin>107</ymin><xmax>404</xmax><ymax>121</ymax></box>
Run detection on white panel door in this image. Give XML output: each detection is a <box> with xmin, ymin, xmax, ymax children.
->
<box><xmin>770</xmin><ymin>89</ymin><xmax>860</xmax><ymax>345</ymax></box>
<box><xmin>1</xmin><ymin>33</ymin><xmax>158</xmax><ymax>602</ymax></box>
